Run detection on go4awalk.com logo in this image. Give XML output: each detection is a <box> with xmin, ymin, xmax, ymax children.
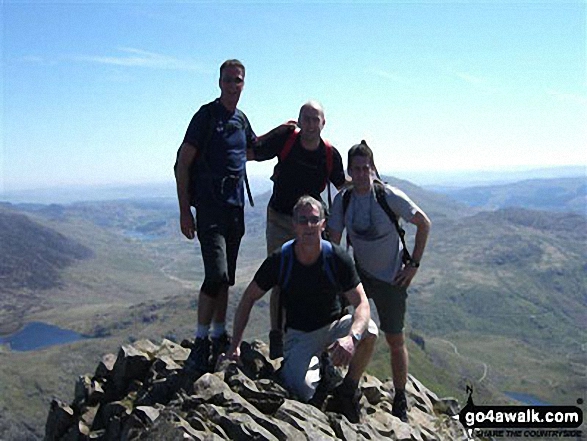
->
<box><xmin>458</xmin><ymin>386</ymin><xmax>583</xmax><ymax>439</ymax></box>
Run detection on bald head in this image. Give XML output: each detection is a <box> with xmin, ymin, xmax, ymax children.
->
<box><xmin>298</xmin><ymin>100</ymin><xmax>325</xmax><ymax>144</ymax></box>
<box><xmin>299</xmin><ymin>100</ymin><xmax>325</xmax><ymax>121</ymax></box>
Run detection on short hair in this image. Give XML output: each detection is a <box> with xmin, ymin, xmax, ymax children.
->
<box><xmin>293</xmin><ymin>195</ymin><xmax>325</xmax><ymax>220</ymax></box>
<box><xmin>220</xmin><ymin>59</ymin><xmax>245</xmax><ymax>77</ymax></box>
<box><xmin>348</xmin><ymin>140</ymin><xmax>375</xmax><ymax>169</ymax></box>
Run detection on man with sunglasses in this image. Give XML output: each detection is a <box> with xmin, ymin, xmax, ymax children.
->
<box><xmin>328</xmin><ymin>141</ymin><xmax>431</xmax><ymax>423</ymax></box>
<box><xmin>175</xmin><ymin>59</ymin><xmax>257</xmax><ymax>374</ymax></box>
<box><xmin>224</xmin><ymin>196</ymin><xmax>378</xmax><ymax>424</ymax></box>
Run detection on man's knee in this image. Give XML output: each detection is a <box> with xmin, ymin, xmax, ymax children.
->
<box><xmin>282</xmin><ymin>357</ymin><xmax>318</xmax><ymax>402</ymax></box>
<box><xmin>385</xmin><ymin>332</ymin><xmax>406</xmax><ymax>352</ymax></box>
<box><xmin>201</xmin><ymin>279</ymin><xmax>229</xmax><ymax>298</ymax></box>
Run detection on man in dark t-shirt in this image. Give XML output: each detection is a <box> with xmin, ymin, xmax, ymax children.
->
<box><xmin>251</xmin><ymin>101</ymin><xmax>347</xmax><ymax>358</ymax></box>
<box><xmin>224</xmin><ymin>196</ymin><xmax>378</xmax><ymax>423</ymax></box>
<box><xmin>175</xmin><ymin>59</ymin><xmax>257</xmax><ymax>374</ymax></box>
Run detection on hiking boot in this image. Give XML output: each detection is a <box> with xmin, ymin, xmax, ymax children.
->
<box><xmin>184</xmin><ymin>337</ymin><xmax>211</xmax><ymax>375</ymax></box>
<box><xmin>329</xmin><ymin>381</ymin><xmax>361</xmax><ymax>424</ymax></box>
<box><xmin>392</xmin><ymin>390</ymin><xmax>408</xmax><ymax>422</ymax></box>
<box><xmin>309</xmin><ymin>352</ymin><xmax>341</xmax><ymax>409</ymax></box>
<box><xmin>210</xmin><ymin>332</ymin><xmax>231</xmax><ymax>369</ymax></box>
<box><xmin>269</xmin><ymin>330</ymin><xmax>284</xmax><ymax>360</ymax></box>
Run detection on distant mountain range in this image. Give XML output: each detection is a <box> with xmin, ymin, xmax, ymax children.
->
<box><xmin>1</xmin><ymin>165</ymin><xmax>584</xmax><ymax>205</ymax></box>
<box><xmin>437</xmin><ymin>177</ymin><xmax>586</xmax><ymax>214</ymax></box>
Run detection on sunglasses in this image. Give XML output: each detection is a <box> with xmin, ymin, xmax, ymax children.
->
<box><xmin>295</xmin><ymin>215</ymin><xmax>322</xmax><ymax>226</ymax></box>
<box><xmin>221</xmin><ymin>76</ymin><xmax>244</xmax><ymax>85</ymax></box>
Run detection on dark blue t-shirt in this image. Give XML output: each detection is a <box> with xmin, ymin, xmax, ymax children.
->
<box><xmin>183</xmin><ymin>99</ymin><xmax>256</xmax><ymax>207</ymax></box>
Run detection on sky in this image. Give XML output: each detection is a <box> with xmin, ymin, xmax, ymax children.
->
<box><xmin>1</xmin><ymin>0</ymin><xmax>586</xmax><ymax>193</ymax></box>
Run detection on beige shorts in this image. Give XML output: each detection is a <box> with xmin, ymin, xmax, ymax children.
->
<box><xmin>266</xmin><ymin>206</ymin><xmax>296</xmax><ymax>255</ymax></box>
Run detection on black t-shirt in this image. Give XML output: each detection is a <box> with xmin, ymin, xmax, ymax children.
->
<box><xmin>254</xmin><ymin>130</ymin><xmax>346</xmax><ymax>215</ymax></box>
<box><xmin>183</xmin><ymin>99</ymin><xmax>256</xmax><ymax>207</ymax></box>
<box><xmin>254</xmin><ymin>242</ymin><xmax>360</xmax><ymax>332</ymax></box>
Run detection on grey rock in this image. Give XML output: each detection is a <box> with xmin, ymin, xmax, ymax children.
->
<box><xmin>45</xmin><ymin>338</ymin><xmax>476</xmax><ymax>441</ymax></box>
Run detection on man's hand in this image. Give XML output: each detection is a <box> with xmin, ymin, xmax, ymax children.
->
<box><xmin>393</xmin><ymin>265</ymin><xmax>418</xmax><ymax>287</ymax></box>
<box><xmin>180</xmin><ymin>210</ymin><xmax>196</xmax><ymax>240</ymax></box>
<box><xmin>328</xmin><ymin>335</ymin><xmax>355</xmax><ymax>367</ymax></box>
<box><xmin>281</xmin><ymin>119</ymin><xmax>298</xmax><ymax>130</ymax></box>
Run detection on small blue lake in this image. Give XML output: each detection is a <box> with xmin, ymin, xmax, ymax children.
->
<box><xmin>0</xmin><ymin>322</ymin><xmax>88</xmax><ymax>351</ymax></box>
<box><xmin>505</xmin><ymin>392</ymin><xmax>550</xmax><ymax>406</ymax></box>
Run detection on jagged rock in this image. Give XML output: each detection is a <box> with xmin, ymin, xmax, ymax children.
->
<box><xmin>111</xmin><ymin>344</ymin><xmax>153</xmax><ymax>398</ymax></box>
<box><xmin>432</xmin><ymin>397</ymin><xmax>460</xmax><ymax>416</ymax></box>
<box><xmin>45</xmin><ymin>338</ymin><xmax>474</xmax><ymax>440</ymax></box>
<box><xmin>44</xmin><ymin>400</ymin><xmax>76</xmax><ymax>441</ymax></box>
<box><xmin>95</xmin><ymin>353</ymin><xmax>116</xmax><ymax>379</ymax></box>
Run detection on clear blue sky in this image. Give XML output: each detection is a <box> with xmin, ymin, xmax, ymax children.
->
<box><xmin>2</xmin><ymin>1</ymin><xmax>585</xmax><ymax>192</ymax></box>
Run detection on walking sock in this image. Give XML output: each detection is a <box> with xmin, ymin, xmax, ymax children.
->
<box><xmin>210</xmin><ymin>322</ymin><xmax>226</xmax><ymax>339</ymax></box>
<box><xmin>195</xmin><ymin>324</ymin><xmax>210</xmax><ymax>340</ymax></box>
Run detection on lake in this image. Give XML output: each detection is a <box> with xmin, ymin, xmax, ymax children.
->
<box><xmin>0</xmin><ymin>321</ymin><xmax>87</xmax><ymax>351</ymax></box>
<box><xmin>505</xmin><ymin>391</ymin><xmax>550</xmax><ymax>406</ymax></box>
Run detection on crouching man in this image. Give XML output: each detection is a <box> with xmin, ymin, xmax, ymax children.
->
<box><xmin>224</xmin><ymin>195</ymin><xmax>378</xmax><ymax>423</ymax></box>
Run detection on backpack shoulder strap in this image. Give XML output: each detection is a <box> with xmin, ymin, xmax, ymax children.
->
<box><xmin>320</xmin><ymin>239</ymin><xmax>337</xmax><ymax>288</ymax></box>
<box><xmin>323</xmin><ymin>139</ymin><xmax>333</xmax><ymax>178</ymax></box>
<box><xmin>373</xmin><ymin>182</ymin><xmax>412</xmax><ymax>263</ymax></box>
<box><xmin>342</xmin><ymin>187</ymin><xmax>353</xmax><ymax>220</ymax></box>
<box><xmin>279</xmin><ymin>128</ymin><xmax>300</xmax><ymax>162</ymax></box>
<box><xmin>195</xmin><ymin>102</ymin><xmax>218</xmax><ymax>164</ymax></box>
<box><xmin>278</xmin><ymin>239</ymin><xmax>296</xmax><ymax>291</ymax></box>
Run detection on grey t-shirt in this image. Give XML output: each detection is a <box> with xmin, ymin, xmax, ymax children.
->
<box><xmin>328</xmin><ymin>184</ymin><xmax>419</xmax><ymax>284</ymax></box>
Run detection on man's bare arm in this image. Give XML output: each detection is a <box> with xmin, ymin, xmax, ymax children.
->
<box><xmin>394</xmin><ymin>209</ymin><xmax>431</xmax><ymax>287</ymax></box>
<box><xmin>225</xmin><ymin>281</ymin><xmax>267</xmax><ymax>359</ymax></box>
<box><xmin>329</xmin><ymin>283</ymin><xmax>371</xmax><ymax>366</ymax></box>
<box><xmin>247</xmin><ymin>121</ymin><xmax>297</xmax><ymax>161</ymax></box>
<box><xmin>175</xmin><ymin>142</ymin><xmax>198</xmax><ymax>239</ymax></box>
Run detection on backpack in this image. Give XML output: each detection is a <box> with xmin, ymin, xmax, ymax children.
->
<box><xmin>271</xmin><ymin>128</ymin><xmax>335</xmax><ymax>207</ymax></box>
<box><xmin>342</xmin><ymin>180</ymin><xmax>412</xmax><ymax>265</ymax></box>
<box><xmin>278</xmin><ymin>239</ymin><xmax>337</xmax><ymax>291</ymax></box>
<box><xmin>276</xmin><ymin>239</ymin><xmax>345</xmax><ymax>330</ymax></box>
<box><xmin>174</xmin><ymin>102</ymin><xmax>254</xmax><ymax>207</ymax></box>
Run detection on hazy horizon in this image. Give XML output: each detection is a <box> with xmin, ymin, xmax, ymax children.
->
<box><xmin>1</xmin><ymin>164</ymin><xmax>584</xmax><ymax>205</ymax></box>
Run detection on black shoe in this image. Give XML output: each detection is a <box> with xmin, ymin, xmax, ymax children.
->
<box><xmin>392</xmin><ymin>390</ymin><xmax>408</xmax><ymax>422</ymax></box>
<box><xmin>211</xmin><ymin>332</ymin><xmax>231</xmax><ymax>369</ymax></box>
<box><xmin>269</xmin><ymin>330</ymin><xmax>283</xmax><ymax>360</ymax></box>
<box><xmin>309</xmin><ymin>352</ymin><xmax>340</xmax><ymax>409</ymax></box>
<box><xmin>329</xmin><ymin>382</ymin><xmax>361</xmax><ymax>424</ymax></box>
<box><xmin>184</xmin><ymin>337</ymin><xmax>211</xmax><ymax>374</ymax></box>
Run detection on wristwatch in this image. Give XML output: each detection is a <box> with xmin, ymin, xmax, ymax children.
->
<box><xmin>351</xmin><ymin>332</ymin><xmax>362</xmax><ymax>344</ymax></box>
<box><xmin>406</xmin><ymin>260</ymin><xmax>420</xmax><ymax>268</ymax></box>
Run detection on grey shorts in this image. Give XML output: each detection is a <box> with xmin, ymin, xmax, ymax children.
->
<box><xmin>358</xmin><ymin>268</ymin><xmax>407</xmax><ymax>335</ymax></box>
<box><xmin>196</xmin><ymin>203</ymin><xmax>244</xmax><ymax>297</ymax></box>
<box><xmin>282</xmin><ymin>315</ymin><xmax>379</xmax><ymax>401</ymax></box>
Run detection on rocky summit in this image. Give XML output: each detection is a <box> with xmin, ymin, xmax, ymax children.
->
<box><xmin>44</xmin><ymin>338</ymin><xmax>470</xmax><ymax>440</ymax></box>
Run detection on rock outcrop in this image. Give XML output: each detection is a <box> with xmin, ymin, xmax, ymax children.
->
<box><xmin>44</xmin><ymin>338</ymin><xmax>469</xmax><ymax>440</ymax></box>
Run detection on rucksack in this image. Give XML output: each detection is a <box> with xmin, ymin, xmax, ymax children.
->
<box><xmin>342</xmin><ymin>180</ymin><xmax>412</xmax><ymax>264</ymax></box>
<box><xmin>271</xmin><ymin>128</ymin><xmax>335</xmax><ymax>207</ymax></box>
<box><xmin>173</xmin><ymin>102</ymin><xmax>254</xmax><ymax>207</ymax></box>
<box><xmin>278</xmin><ymin>238</ymin><xmax>337</xmax><ymax>291</ymax></box>
<box><xmin>276</xmin><ymin>239</ymin><xmax>345</xmax><ymax>330</ymax></box>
